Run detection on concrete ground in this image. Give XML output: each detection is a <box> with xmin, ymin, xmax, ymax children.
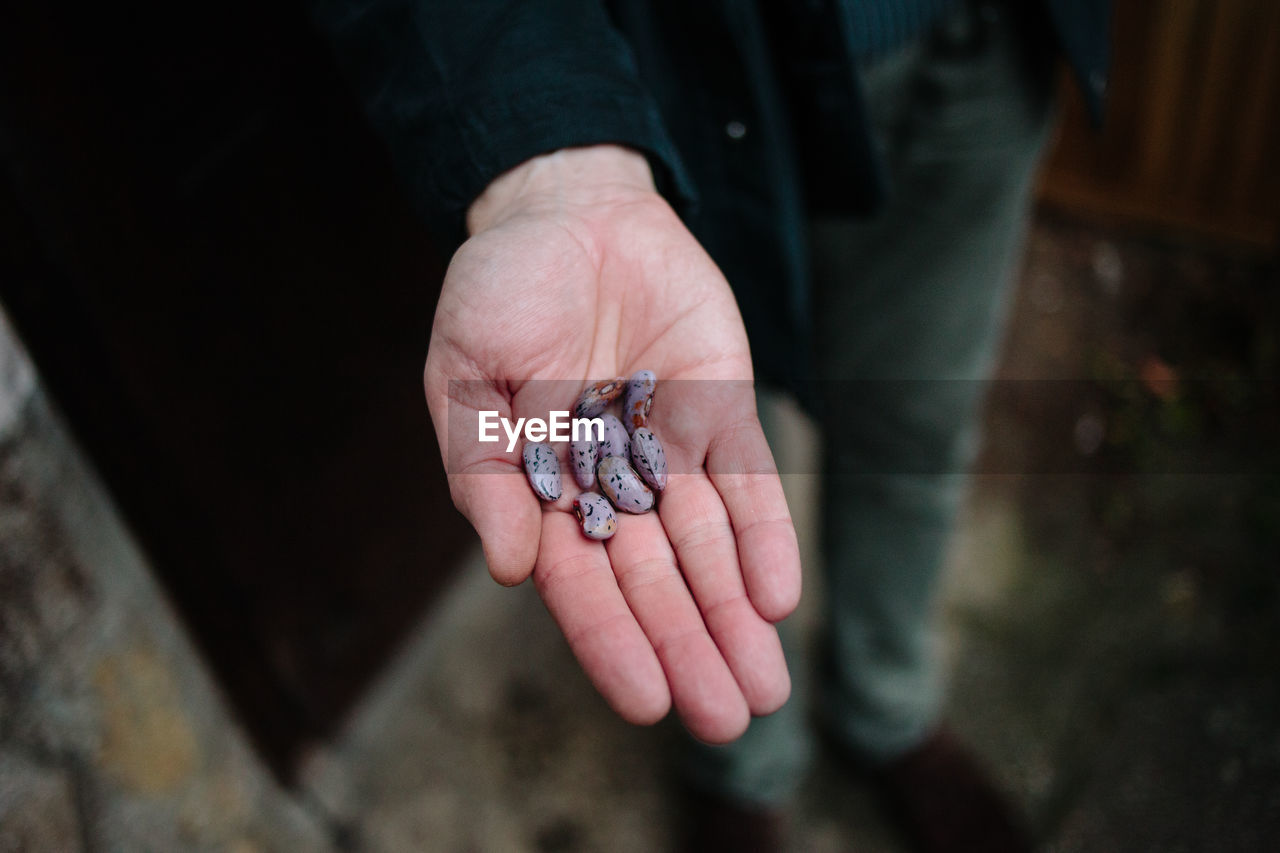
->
<box><xmin>3</xmin><ymin>213</ymin><xmax>1279</xmax><ymax>851</ymax></box>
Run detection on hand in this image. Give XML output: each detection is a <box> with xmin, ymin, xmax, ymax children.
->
<box><xmin>423</xmin><ymin>145</ymin><xmax>801</xmax><ymax>743</ymax></box>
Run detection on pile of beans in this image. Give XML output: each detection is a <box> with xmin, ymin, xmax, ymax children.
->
<box><xmin>522</xmin><ymin>370</ymin><xmax>668</xmax><ymax>540</ymax></box>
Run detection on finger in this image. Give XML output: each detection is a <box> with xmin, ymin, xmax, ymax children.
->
<box><xmin>707</xmin><ymin>419</ymin><xmax>802</xmax><ymax>622</ymax></box>
<box><xmin>427</xmin><ymin>371</ymin><xmax>541</xmax><ymax>586</ymax></box>
<box><xmin>659</xmin><ymin>473</ymin><xmax>791</xmax><ymax>716</ymax></box>
<box><xmin>449</xmin><ymin>461</ymin><xmax>543</xmax><ymax>586</ymax></box>
<box><xmin>606</xmin><ymin>512</ymin><xmax>750</xmax><ymax>744</ymax></box>
<box><xmin>534</xmin><ymin>511</ymin><xmax>671</xmax><ymax>725</ymax></box>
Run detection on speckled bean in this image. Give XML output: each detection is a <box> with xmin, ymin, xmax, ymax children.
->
<box><xmin>597</xmin><ymin>455</ymin><xmax>654</xmax><ymax>514</ymax></box>
<box><xmin>522</xmin><ymin>441</ymin><xmax>562</xmax><ymax>502</ymax></box>
<box><xmin>572</xmin><ymin>492</ymin><xmax>618</xmax><ymax>540</ymax></box>
<box><xmin>569</xmin><ymin>437</ymin><xmax>599</xmax><ymax>489</ymax></box>
<box><xmin>629</xmin><ymin>427</ymin><xmax>668</xmax><ymax>491</ymax></box>
<box><xmin>622</xmin><ymin>369</ymin><xmax>656</xmax><ymax>434</ymax></box>
<box><xmin>598</xmin><ymin>413</ymin><xmax>630</xmax><ymax>460</ymax></box>
<box><xmin>573</xmin><ymin>377</ymin><xmax>627</xmax><ymax>419</ymax></box>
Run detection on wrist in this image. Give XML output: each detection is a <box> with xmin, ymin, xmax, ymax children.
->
<box><xmin>465</xmin><ymin>144</ymin><xmax>657</xmax><ymax>235</ymax></box>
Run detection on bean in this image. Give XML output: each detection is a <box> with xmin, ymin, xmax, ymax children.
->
<box><xmin>598</xmin><ymin>413</ymin><xmax>630</xmax><ymax>460</ymax></box>
<box><xmin>572</xmin><ymin>492</ymin><xmax>618</xmax><ymax>540</ymax></box>
<box><xmin>597</xmin><ymin>455</ymin><xmax>654</xmax><ymax>514</ymax></box>
<box><xmin>522</xmin><ymin>441</ymin><xmax>562</xmax><ymax>501</ymax></box>
<box><xmin>573</xmin><ymin>377</ymin><xmax>626</xmax><ymax>419</ymax></box>
<box><xmin>629</xmin><ymin>427</ymin><xmax>668</xmax><ymax>491</ymax></box>
<box><xmin>569</xmin><ymin>436</ymin><xmax>599</xmax><ymax>489</ymax></box>
<box><xmin>622</xmin><ymin>369</ymin><xmax>656</xmax><ymax>434</ymax></box>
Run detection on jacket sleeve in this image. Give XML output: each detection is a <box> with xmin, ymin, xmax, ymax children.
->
<box><xmin>310</xmin><ymin>0</ymin><xmax>696</xmax><ymax>245</ymax></box>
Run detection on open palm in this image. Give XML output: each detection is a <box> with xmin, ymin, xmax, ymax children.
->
<box><xmin>423</xmin><ymin>148</ymin><xmax>800</xmax><ymax>743</ymax></box>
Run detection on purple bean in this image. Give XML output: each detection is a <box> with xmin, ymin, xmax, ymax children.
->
<box><xmin>597</xmin><ymin>455</ymin><xmax>654</xmax><ymax>514</ymax></box>
<box><xmin>598</xmin><ymin>413</ymin><xmax>630</xmax><ymax>460</ymax></box>
<box><xmin>622</xmin><ymin>369</ymin><xmax>656</xmax><ymax>434</ymax></box>
<box><xmin>573</xmin><ymin>377</ymin><xmax>626</xmax><ymax>419</ymax></box>
<box><xmin>569</xmin><ymin>436</ymin><xmax>599</xmax><ymax>489</ymax></box>
<box><xmin>572</xmin><ymin>492</ymin><xmax>618</xmax><ymax>540</ymax></box>
<box><xmin>522</xmin><ymin>441</ymin><xmax>561</xmax><ymax>501</ymax></box>
<box><xmin>629</xmin><ymin>427</ymin><xmax>668</xmax><ymax>491</ymax></box>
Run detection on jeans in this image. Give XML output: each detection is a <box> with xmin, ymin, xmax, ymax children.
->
<box><xmin>681</xmin><ymin>0</ymin><xmax>1055</xmax><ymax>804</ymax></box>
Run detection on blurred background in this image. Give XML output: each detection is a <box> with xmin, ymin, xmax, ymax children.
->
<box><xmin>1</xmin><ymin>1</ymin><xmax>1277</xmax><ymax>850</ymax></box>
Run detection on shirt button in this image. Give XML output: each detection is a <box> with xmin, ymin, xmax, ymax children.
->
<box><xmin>725</xmin><ymin>120</ymin><xmax>747</xmax><ymax>141</ymax></box>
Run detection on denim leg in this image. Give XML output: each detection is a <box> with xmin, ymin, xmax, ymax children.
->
<box><xmin>678</xmin><ymin>1</ymin><xmax>1055</xmax><ymax>800</ymax></box>
<box><xmin>814</xmin><ymin>2</ymin><xmax>1054</xmax><ymax>763</ymax></box>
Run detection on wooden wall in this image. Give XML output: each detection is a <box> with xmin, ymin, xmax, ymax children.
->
<box><xmin>1039</xmin><ymin>0</ymin><xmax>1280</xmax><ymax>250</ymax></box>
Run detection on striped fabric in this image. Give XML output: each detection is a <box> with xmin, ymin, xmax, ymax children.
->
<box><xmin>842</xmin><ymin>0</ymin><xmax>961</xmax><ymax>58</ymax></box>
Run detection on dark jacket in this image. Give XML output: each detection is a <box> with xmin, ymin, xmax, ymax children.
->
<box><xmin>311</xmin><ymin>0</ymin><xmax>1110</xmax><ymax>385</ymax></box>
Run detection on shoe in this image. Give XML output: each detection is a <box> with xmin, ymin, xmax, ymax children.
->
<box><xmin>678</xmin><ymin>788</ymin><xmax>786</xmax><ymax>853</ymax></box>
<box><xmin>869</xmin><ymin>727</ymin><xmax>1033</xmax><ymax>853</ymax></box>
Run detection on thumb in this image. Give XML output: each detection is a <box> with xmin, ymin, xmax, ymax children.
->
<box><xmin>425</xmin><ymin>362</ymin><xmax>542</xmax><ymax>587</ymax></box>
<box><xmin>451</xmin><ymin>458</ymin><xmax>542</xmax><ymax>587</ymax></box>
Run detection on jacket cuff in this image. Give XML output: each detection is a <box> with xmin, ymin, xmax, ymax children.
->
<box><xmin>422</xmin><ymin>83</ymin><xmax>698</xmax><ymax>247</ymax></box>
<box><xmin>311</xmin><ymin>0</ymin><xmax>697</xmax><ymax>249</ymax></box>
